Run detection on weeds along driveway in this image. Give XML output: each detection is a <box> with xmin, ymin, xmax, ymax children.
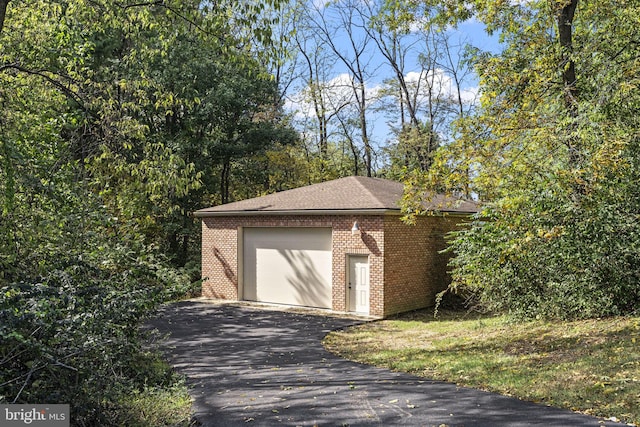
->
<box><xmin>148</xmin><ymin>300</ymin><xmax>624</xmax><ymax>427</ymax></box>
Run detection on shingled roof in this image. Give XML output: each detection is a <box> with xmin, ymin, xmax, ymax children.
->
<box><xmin>193</xmin><ymin>176</ymin><xmax>477</xmax><ymax>217</ymax></box>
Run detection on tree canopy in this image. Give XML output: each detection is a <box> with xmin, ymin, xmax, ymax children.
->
<box><xmin>404</xmin><ymin>0</ymin><xmax>640</xmax><ymax>319</ymax></box>
<box><xmin>0</xmin><ymin>0</ymin><xmax>295</xmax><ymax>422</ymax></box>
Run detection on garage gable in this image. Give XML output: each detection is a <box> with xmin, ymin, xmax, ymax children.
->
<box><xmin>242</xmin><ymin>227</ymin><xmax>332</xmax><ymax>309</ymax></box>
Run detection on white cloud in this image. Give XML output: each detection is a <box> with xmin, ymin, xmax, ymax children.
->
<box><xmin>459</xmin><ymin>86</ymin><xmax>479</xmax><ymax>104</ymax></box>
<box><xmin>285</xmin><ymin>68</ymin><xmax>477</xmax><ymax>124</ymax></box>
<box><xmin>285</xmin><ymin>73</ymin><xmax>382</xmax><ymax>120</ymax></box>
<box><xmin>404</xmin><ymin>68</ymin><xmax>477</xmax><ymax>105</ymax></box>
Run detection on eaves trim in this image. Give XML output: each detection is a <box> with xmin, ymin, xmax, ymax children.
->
<box><xmin>193</xmin><ymin>208</ymin><xmax>400</xmax><ymax>218</ymax></box>
<box><xmin>192</xmin><ymin>208</ymin><xmax>477</xmax><ymax>218</ymax></box>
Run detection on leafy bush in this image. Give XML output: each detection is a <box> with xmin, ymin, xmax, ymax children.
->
<box><xmin>0</xmin><ymin>217</ymin><xmax>193</xmax><ymax>425</ymax></box>
<box><xmin>444</xmin><ymin>181</ymin><xmax>640</xmax><ymax>319</ymax></box>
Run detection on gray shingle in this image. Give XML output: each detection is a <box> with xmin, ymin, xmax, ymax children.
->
<box><xmin>194</xmin><ymin>176</ymin><xmax>477</xmax><ymax>216</ymax></box>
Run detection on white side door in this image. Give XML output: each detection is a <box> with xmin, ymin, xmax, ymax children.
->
<box><xmin>348</xmin><ymin>256</ymin><xmax>369</xmax><ymax>314</ymax></box>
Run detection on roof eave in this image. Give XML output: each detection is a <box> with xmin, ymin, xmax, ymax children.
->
<box><xmin>193</xmin><ymin>208</ymin><xmax>476</xmax><ymax>218</ymax></box>
<box><xmin>193</xmin><ymin>208</ymin><xmax>399</xmax><ymax>217</ymax></box>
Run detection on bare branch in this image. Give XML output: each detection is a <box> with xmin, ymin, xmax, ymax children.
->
<box><xmin>12</xmin><ymin>364</ymin><xmax>40</xmax><ymax>403</ymax></box>
<box><xmin>0</xmin><ymin>63</ymin><xmax>87</xmax><ymax>111</ymax></box>
<box><xmin>115</xmin><ymin>0</ymin><xmax>164</xmax><ymax>9</ymax></box>
<box><xmin>50</xmin><ymin>358</ymin><xmax>78</xmax><ymax>372</ymax></box>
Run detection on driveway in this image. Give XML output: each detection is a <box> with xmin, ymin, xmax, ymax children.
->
<box><xmin>148</xmin><ymin>300</ymin><xmax>623</xmax><ymax>427</ymax></box>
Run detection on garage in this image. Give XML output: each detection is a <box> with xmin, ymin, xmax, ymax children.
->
<box><xmin>242</xmin><ymin>227</ymin><xmax>333</xmax><ymax>309</ymax></box>
<box><xmin>196</xmin><ymin>176</ymin><xmax>478</xmax><ymax>317</ymax></box>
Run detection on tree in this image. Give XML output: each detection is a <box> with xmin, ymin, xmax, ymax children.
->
<box><xmin>367</xmin><ymin>1</ymin><xmax>422</xmax><ymax>128</ymax></box>
<box><xmin>406</xmin><ymin>0</ymin><xmax>640</xmax><ymax>319</ymax></box>
<box><xmin>0</xmin><ymin>0</ymin><xmax>294</xmax><ymax>421</ymax></box>
<box><xmin>382</xmin><ymin>121</ymin><xmax>441</xmax><ymax>180</ymax></box>
<box><xmin>291</xmin><ymin>3</ymin><xmax>348</xmax><ymax>179</ymax></box>
<box><xmin>305</xmin><ymin>0</ymin><xmax>377</xmax><ymax>176</ymax></box>
<box><xmin>368</xmin><ymin>2</ymin><xmax>475</xmax><ymax>183</ymax></box>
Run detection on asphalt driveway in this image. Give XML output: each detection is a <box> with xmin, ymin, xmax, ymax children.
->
<box><xmin>148</xmin><ymin>300</ymin><xmax>623</xmax><ymax>427</ymax></box>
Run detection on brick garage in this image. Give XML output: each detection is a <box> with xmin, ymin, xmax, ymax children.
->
<box><xmin>194</xmin><ymin>177</ymin><xmax>476</xmax><ymax>318</ymax></box>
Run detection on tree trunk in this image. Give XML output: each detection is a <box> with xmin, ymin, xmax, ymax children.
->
<box><xmin>0</xmin><ymin>0</ymin><xmax>9</xmax><ymax>35</ymax></box>
<box><xmin>221</xmin><ymin>159</ymin><xmax>231</xmax><ymax>204</ymax></box>
<box><xmin>558</xmin><ymin>0</ymin><xmax>578</xmax><ymax>108</ymax></box>
<box><xmin>558</xmin><ymin>0</ymin><xmax>580</xmax><ymax>167</ymax></box>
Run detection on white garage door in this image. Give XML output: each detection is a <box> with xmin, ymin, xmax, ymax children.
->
<box><xmin>243</xmin><ymin>227</ymin><xmax>332</xmax><ymax>309</ymax></box>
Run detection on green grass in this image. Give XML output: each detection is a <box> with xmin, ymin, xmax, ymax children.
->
<box><xmin>117</xmin><ymin>381</ymin><xmax>193</xmax><ymax>427</ymax></box>
<box><xmin>115</xmin><ymin>353</ymin><xmax>193</xmax><ymax>427</ymax></box>
<box><xmin>323</xmin><ymin>310</ymin><xmax>640</xmax><ymax>425</ymax></box>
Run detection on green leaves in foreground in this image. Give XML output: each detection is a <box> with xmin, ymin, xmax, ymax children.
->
<box><xmin>447</xmin><ymin>183</ymin><xmax>640</xmax><ymax>319</ymax></box>
<box><xmin>0</xmin><ymin>253</ymin><xmax>192</xmax><ymax>424</ymax></box>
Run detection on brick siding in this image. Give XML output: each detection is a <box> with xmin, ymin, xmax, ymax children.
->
<box><xmin>200</xmin><ymin>213</ymin><xmax>466</xmax><ymax>317</ymax></box>
<box><xmin>382</xmin><ymin>214</ymin><xmax>465</xmax><ymax>316</ymax></box>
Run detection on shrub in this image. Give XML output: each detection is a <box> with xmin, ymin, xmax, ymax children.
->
<box><xmin>0</xmin><ymin>238</ymin><xmax>192</xmax><ymax>425</ymax></box>
<box><xmin>444</xmin><ymin>185</ymin><xmax>640</xmax><ymax>320</ymax></box>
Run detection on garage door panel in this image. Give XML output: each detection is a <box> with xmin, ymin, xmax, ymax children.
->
<box><xmin>243</xmin><ymin>228</ymin><xmax>332</xmax><ymax>309</ymax></box>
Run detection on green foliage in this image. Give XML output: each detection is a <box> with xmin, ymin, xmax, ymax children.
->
<box><xmin>0</xmin><ymin>253</ymin><xmax>188</xmax><ymax>421</ymax></box>
<box><xmin>381</xmin><ymin>122</ymin><xmax>441</xmax><ymax>181</ymax></box>
<box><xmin>448</xmin><ymin>183</ymin><xmax>640</xmax><ymax>319</ymax></box>
<box><xmin>405</xmin><ymin>1</ymin><xmax>640</xmax><ymax>319</ymax></box>
<box><xmin>0</xmin><ymin>0</ymin><xmax>293</xmax><ymax>423</ymax></box>
<box><xmin>0</xmin><ymin>170</ymin><xmax>193</xmax><ymax>422</ymax></box>
<box><xmin>1</xmin><ymin>0</ymin><xmax>297</xmax><ymax>266</ymax></box>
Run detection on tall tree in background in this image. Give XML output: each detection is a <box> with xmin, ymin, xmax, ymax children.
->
<box><xmin>367</xmin><ymin>1</ymin><xmax>421</xmax><ymax>128</ymax></box>
<box><xmin>282</xmin><ymin>0</ymin><xmax>476</xmax><ymax>181</ymax></box>
<box><xmin>292</xmin><ymin>2</ymin><xmax>359</xmax><ymax>181</ymax></box>
<box><xmin>308</xmin><ymin>0</ymin><xmax>376</xmax><ymax>176</ymax></box>
<box><xmin>368</xmin><ymin>1</ymin><xmax>475</xmax><ymax>181</ymax></box>
<box><xmin>405</xmin><ymin>0</ymin><xmax>640</xmax><ymax>319</ymax></box>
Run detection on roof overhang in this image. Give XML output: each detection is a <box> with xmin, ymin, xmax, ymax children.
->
<box><xmin>193</xmin><ymin>209</ymin><xmax>398</xmax><ymax>218</ymax></box>
<box><xmin>192</xmin><ymin>208</ymin><xmax>476</xmax><ymax>218</ymax></box>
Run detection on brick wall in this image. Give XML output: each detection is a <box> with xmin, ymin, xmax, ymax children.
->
<box><xmin>330</xmin><ymin>216</ymin><xmax>384</xmax><ymax>316</ymax></box>
<box><xmin>382</xmin><ymin>214</ymin><xmax>466</xmax><ymax>316</ymax></box>
<box><xmin>201</xmin><ymin>217</ymin><xmax>240</xmax><ymax>300</ymax></box>
<box><xmin>200</xmin><ymin>213</ymin><xmax>466</xmax><ymax>318</ymax></box>
<box><xmin>200</xmin><ymin>215</ymin><xmax>385</xmax><ymax>315</ymax></box>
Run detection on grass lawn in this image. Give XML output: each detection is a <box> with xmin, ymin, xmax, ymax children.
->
<box><xmin>117</xmin><ymin>379</ymin><xmax>193</xmax><ymax>427</ymax></box>
<box><xmin>323</xmin><ymin>310</ymin><xmax>640</xmax><ymax>426</ymax></box>
<box><xmin>115</xmin><ymin>352</ymin><xmax>193</xmax><ymax>427</ymax></box>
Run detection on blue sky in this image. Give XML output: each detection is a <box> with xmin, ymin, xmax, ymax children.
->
<box><xmin>281</xmin><ymin>2</ymin><xmax>502</xmax><ymax>162</ymax></box>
